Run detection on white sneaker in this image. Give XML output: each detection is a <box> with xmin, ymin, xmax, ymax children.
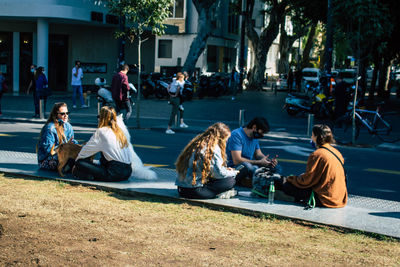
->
<box><xmin>217</xmin><ymin>189</ymin><xmax>238</xmax><ymax>199</ymax></box>
<box><xmin>180</xmin><ymin>122</ymin><xmax>189</xmax><ymax>128</ymax></box>
<box><xmin>166</xmin><ymin>129</ymin><xmax>175</xmax><ymax>134</ymax></box>
<box><xmin>72</xmin><ymin>105</ymin><xmax>77</xmax><ymax>108</ymax></box>
<box><xmin>81</xmin><ymin>104</ymin><xmax>88</xmax><ymax>108</ymax></box>
<box><xmin>179</xmin><ymin>105</ymin><xmax>184</xmax><ymax>111</ymax></box>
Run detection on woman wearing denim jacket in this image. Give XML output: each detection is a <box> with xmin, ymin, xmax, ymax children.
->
<box><xmin>37</xmin><ymin>102</ymin><xmax>78</xmax><ymax>170</ymax></box>
<box><xmin>175</xmin><ymin>122</ymin><xmax>239</xmax><ymax>199</ymax></box>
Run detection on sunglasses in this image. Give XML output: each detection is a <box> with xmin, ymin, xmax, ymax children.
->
<box><xmin>58</xmin><ymin>112</ymin><xmax>70</xmax><ymax>116</ymax></box>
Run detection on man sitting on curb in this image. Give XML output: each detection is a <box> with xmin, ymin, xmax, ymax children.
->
<box><xmin>226</xmin><ymin>117</ymin><xmax>279</xmax><ymax>187</ymax></box>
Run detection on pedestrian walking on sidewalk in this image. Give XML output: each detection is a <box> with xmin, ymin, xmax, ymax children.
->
<box><xmin>37</xmin><ymin>102</ymin><xmax>78</xmax><ymax>171</ymax></box>
<box><xmin>71</xmin><ymin>60</ymin><xmax>87</xmax><ymax>109</ymax></box>
<box><xmin>0</xmin><ymin>71</ymin><xmax>5</xmax><ymax>116</ymax></box>
<box><xmin>26</xmin><ymin>65</ymin><xmax>39</xmax><ymax>118</ymax></box>
<box><xmin>166</xmin><ymin>72</ymin><xmax>188</xmax><ymax>134</ymax></box>
<box><xmin>175</xmin><ymin>122</ymin><xmax>239</xmax><ymax>199</ymax></box>
<box><xmin>111</xmin><ymin>64</ymin><xmax>132</xmax><ymax>122</ymax></box>
<box><xmin>35</xmin><ymin>66</ymin><xmax>49</xmax><ymax>116</ymax></box>
<box><xmin>73</xmin><ymin>106</ymin><xmax>133</xmax><ymax>182</ymax></box>
<box><xmin>275</xmin><ymin>124</ymin><xmax>348</xmax><ymax>208</ymax></box>
<box><xmin>230</xmin><ymin>68</ymin><xmax>239</xmax><ymax>100</ymax></box>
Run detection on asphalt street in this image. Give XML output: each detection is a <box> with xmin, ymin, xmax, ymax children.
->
<box><xmin>0</xmin><ymin>120</ymin><xmax>399</xmax><ymax>202</ymax></box>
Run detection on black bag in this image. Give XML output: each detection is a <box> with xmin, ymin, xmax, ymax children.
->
<box><xmin>39</xmin><ymin>85</ymin><xmax>52</xmax><ymax>99</ymax></box>
<box><xmin>251</xmin><ymin>167</ymin><xmax>281</xmax><ymax>198</ymax></box>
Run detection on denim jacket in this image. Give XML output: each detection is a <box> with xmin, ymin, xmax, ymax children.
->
<box><xmin>176</xmin><ymin>145</ymin><xmax>238</xmax><ymax>188</ymax></box>
<box><xmin>37</xmin><ymin>121</ymin><xmax>77</xmax><ymax>162</ymax></box>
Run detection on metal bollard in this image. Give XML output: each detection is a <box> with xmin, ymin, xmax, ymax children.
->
<box><xmin>307</xmin><ymin>113</ymin><xmax>314</xmax><ymax>136</ymax></box>
<box><xmin>239</xmin><ymin>109</ymin><xmax>245</xmax><ymax>127</ymax></box>
<box><xmin>39</xmin><ymin>99</ymin><xmax>44</xmax><ymax>119</ymax></box>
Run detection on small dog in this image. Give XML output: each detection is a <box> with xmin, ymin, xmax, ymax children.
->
<box><xmin>51</xmin><ymin>143</ymin><xmax>83</xmax><ymax>177</ymax></box>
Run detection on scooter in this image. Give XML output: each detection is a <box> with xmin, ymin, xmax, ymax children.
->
<box><xmin>95</xmin><ymin>77</ymin><xmax>137</xmax><ymax>114</ymax></box>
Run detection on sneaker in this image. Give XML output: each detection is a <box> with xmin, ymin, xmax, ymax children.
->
<box><xmin>72</xmin><ymin>105</ymin><xmax>77</xmax><ymax>108</ymax></box>
<box><xmin>166</xmin><ymin>129</ymin><xmax>175</xmax><ymax>134</ymax></box>
<box><xmin>179</xmin><ymin>105</ymin><xmax>184</xmax><ymax>111</ymax></box>
<box><xmin>217</xmin><ymin>189</ymin><xmax>238</xmax><ymax>199</ymax></box>
<box><xmin>180</xmin><ymin>122</ymin><xmax>189</xmax><ymax>128</ymax></box>
<box><xmin>81</xmin><ymin>104</ymin><xmax>88</xmax><ymax>108</ymax></box>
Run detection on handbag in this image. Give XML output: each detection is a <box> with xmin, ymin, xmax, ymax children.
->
<box><xmin>251</xmin><ymin>167</ymin><xmax>281</xmax><ymax>198</ymax></box>
<box><xmin>39</xmin><ymin>84</ymin><xmax>52</xmax><ymax>98</ymax></box>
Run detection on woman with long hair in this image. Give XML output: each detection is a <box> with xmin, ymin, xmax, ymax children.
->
<box><xmin>37</xmin><ymin>102</ymin><xmax>78</xmax><ymax>170</ymax></box>
<box><xmin>176</xmin><ymin>122</ymin><xmax>239</xmax><ymax>199</ymax></box>
<box><xmin>277</xmin><ymin>124</ymin><xmax>348</xmax><ymax>208</ymax></box>
<box><xmin>35</xmin><ymin>66</ymin><xmax>48</xmax><ymax>115</ymax></box>
<box><xmin>74</xmin><ymin>106</ymin><xmax>133</xmax><ymax>182</ymax></box>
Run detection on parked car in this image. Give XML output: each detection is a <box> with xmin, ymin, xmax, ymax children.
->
<box><xmin>276</xmin><ymin>73</ymin><xmax>288</xmax><ymax>90</ymax></box>
<box><xmin>302</xmin><ymin>68</ymin><xmax>321</xmax><ymax>84</ymax></box>
<box><xmin>340</xmin><ymin>69</ymin><xmax>357</xmax><ymax>85</ymax></box>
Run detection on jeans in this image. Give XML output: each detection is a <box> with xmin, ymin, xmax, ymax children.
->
<box><xmin>115</xmin><ymin>100</ymin><xmax>132</xmax><ymax>122</ymax></box>
<box><xmin>72</xmin><ymin>85</ymin><xmax>85</xmax><ymax>106</ymax></box>
<box><xmin>75</xmin><ymin>156</ymin><xmax>132</xmax><ymax>182</ymax></box>
<box><xmin>177</xmin><ymin>177</ymin><xmax>236</xmax><ymax>199</ymax></box>
<box><xmin>168</xmin><ymin>97</ymin><xmax>183</xmax><ymax>127</ymax></box>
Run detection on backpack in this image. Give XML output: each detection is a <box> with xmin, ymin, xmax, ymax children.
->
<box><xmin>251</xmin><ymin>167</ymin><xmax>281</xmax><ymax>198</ymax></box>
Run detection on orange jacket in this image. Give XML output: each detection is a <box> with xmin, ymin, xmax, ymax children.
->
<box><xmin>287</xmin><ymin>144</ymin><xmax>347</xmax><ymax>208</ymax></box>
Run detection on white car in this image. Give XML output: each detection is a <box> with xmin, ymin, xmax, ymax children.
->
<box><xmin>302</xmin><ymin>68</ymin><xmax>321</xmax><ymax>84</ymax></box>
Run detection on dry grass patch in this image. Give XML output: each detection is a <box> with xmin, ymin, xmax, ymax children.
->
<box><xmin>0</xmin><ymin>173</ymin><xmax>399</xmax><ymax>266</ymax></box>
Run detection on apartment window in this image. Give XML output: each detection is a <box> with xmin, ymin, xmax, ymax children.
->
<box><xmin>228</xmin><ymin>2</ymin><xmax>239</xmax><ymax>34</ymax></box>
<box><xmin>158</xmin><ymin>40</ymin><xmax>172</xmax><ymax>58</ymax></box>
<box><xmin>169</xmin><ymin>0</ymin><xmax>184</xmax><ymax>18</ymax></box>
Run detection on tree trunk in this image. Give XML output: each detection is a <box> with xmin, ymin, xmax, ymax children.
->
<box><xmin>136</xmin><ymin>34</ymin><xmax>142</xmax><ymax>128</ymax></box>
<box><xmin>301</xmin><ymin>23</ymin><xmax>317</xmax><ymax>70</ymax></box>
<box><xmin>182</xmin><ymin>1</ymin><xmax>215</xmax><ymax>76</ymax></box>
<box><xmin>277</xmin><ymin>21</ymin><xmax>297</xmax><ymax>75</ymax></box>
<box><xmin>246</xmin><ymin>3</ymin><xmax>287</xmax><ymax>91</ymax></box>
<box><xmin>369</xmin><ymin>54</ymin><xmax>380</xmax><ymax>100</ymax></box>
<box><xmin>378</xmin><ymin>57</ymin><xmax>390</xmax><ymax>98</ymax></box>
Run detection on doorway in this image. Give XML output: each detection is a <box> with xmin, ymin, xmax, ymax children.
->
<box><xmin>49</xmin><ymin>34</ymin><xmax>68</xmax><ymax>91</ymax></box>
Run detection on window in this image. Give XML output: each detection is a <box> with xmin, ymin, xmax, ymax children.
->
<box><xmin>228</xmin><ymin>1</ymin><xmax>239</xmax><ymax>34</ymax></box>
<box><xmin>169</xmin><ymin>0</ymin><xmax>184</xmax><ymax>18</ymax></box>
<box><xmin>158</xmin><ymin>40</ymin><xmax>172</xmax><ymax>58</ymax></box>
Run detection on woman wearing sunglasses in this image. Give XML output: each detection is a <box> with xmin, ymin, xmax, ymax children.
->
<box><xmin>37</xmin><ymin>102</ymin><xmax>78</xmax><ymax>171</ymax></box>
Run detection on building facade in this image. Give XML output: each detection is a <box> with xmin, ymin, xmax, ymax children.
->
<box><xmin>0</xmin><ymin>0</ymin><xmax>159</xmax><ymax>95</ymax></box>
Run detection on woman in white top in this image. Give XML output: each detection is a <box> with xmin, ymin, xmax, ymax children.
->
<box><xmin>166</xmin><ymin>72</ymin><xmax>188</xmax><ymax>134</ymax></box>
<box><xmin>73</xmin><ymin>106</ymin><xmax>133</xmax><ymax>181</ymax></box>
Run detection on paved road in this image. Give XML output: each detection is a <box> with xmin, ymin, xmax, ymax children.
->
<box><xmin>1</xmin><ymin>121</ymin><xmax>399</xmax><ymax>202</ymax></box>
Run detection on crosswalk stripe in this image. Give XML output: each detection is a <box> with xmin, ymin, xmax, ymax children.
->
<box><xmin>0</xmin><ymin>133</ymin><xmax>17</xmax><ymax>137</ymax></box>
<box><xmin>278</xmin><ymin>158</ymin><xmax>307</xmax><ymax>164</ymax></box>
<box><xmin>143</xmin><ymin>163</ymin><xmax>169</xmax><ymax>167</ymax></box>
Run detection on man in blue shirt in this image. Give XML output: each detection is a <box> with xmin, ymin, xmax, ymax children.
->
<box><xmin>226</xmin><ymin>117</ymin><xmax>278</xmax><ymax>187</ymax></box>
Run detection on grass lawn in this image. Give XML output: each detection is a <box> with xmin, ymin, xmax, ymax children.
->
<box><xmin>0</xmin><ymin>173</ymin><xmax>399</xmax><ymax>266</ymax></box>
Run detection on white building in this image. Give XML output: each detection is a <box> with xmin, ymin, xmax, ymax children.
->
<box><xmin>0</xmin><ymin>0</ymin><xmax>282</xmax><ymax>95</ymax></box>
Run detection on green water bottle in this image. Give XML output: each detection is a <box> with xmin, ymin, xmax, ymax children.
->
<box><xmin>268</xmin><ymin>180</ymin><xmax>275</xmax><ymax>204</ymax></box>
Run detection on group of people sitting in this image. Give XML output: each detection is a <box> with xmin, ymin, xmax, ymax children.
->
<box><xmin>37</xmin><ymin>103</ymin><xmax>347</xmax><ymax>208</ymax></box>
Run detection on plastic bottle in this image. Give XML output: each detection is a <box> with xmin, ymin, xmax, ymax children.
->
<box><xmin>268</xmin><ymin>180</ymin><xmax>275</xmax><ymax>204</ymax></box>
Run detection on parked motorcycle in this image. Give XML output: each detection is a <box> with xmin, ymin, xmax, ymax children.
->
<box><xmin>141</xmin><ymin>73</ymin><xmax>156</xmax><ymax>98</ymax></box>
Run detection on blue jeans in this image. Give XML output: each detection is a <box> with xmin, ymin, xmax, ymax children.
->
<box><xmin>72</xmin><ymin>85</ymin><xmax>85</xmax><ymax>106</ymax></box>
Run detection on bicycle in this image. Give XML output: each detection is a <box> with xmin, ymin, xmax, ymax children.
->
<box><xmin>340</xmin><ymin>102</ymin><xmax>399</xmax><ymax>143</ymax></box>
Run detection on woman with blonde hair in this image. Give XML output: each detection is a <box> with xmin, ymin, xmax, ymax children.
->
<box><xmin>74</xmin><ymin>106</ymin><xmax>133</xmax><ymax>182</ymax></box>
<box><xmin>176</xmin><ymin>122</ymin><xmax>239</xmax><ymax>199</ymax></box>
<box><xmin>37</xmin><ymin>102</ymin><xmax>78</xmax><ymax>170</ymax></box>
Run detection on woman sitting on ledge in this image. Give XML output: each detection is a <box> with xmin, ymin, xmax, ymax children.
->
<box><xmin>73</xmin><ymin>106</ymin><xmax>132</xmax><ymax>182</ymax></box>
<box><xmin>37</xmin><ymin>102</ymin><xmax>78</xmax><ymax>171</ymax></box>
<box><xmin>175</xmin><ymin>122</ymin><xmax>239</xmax><ymax>199</ymax></box>
<box><xmin>277</xmin><ymin>124</ymin><xmax>348</xmax><ymax>208</ymax></box>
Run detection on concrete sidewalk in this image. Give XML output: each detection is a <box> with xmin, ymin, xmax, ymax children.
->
<box><xmin>0</xmin><ymin>149</ymin><xmax>399</xmax><ymax>239</ymax></box>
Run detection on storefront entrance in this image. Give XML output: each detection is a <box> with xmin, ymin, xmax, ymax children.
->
<box><xmin>49</xmin><ymin>34</ymin><xmax>68</xmax><ymax>91</ymax></box>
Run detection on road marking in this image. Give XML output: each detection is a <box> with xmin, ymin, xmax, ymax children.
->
<box><xmin>278</xmin><ymin>158</ymin><xmax>307</xmax><ymax>164</ymax></box>
<box><xmin>133</xmin><ymin>144</ymin><xmax>164</xmax><ymax>149</ymax></box>
<box><xmin>262</xmin><ymin>145</ymin><xmax>313</xmax><ymax>157</ymax></box>
<box><xmin>143</xmin><ymin>163</ymin><xmax>169</xmax><ymax>167</ymax></box>
<box><xmin>0</xmin><ymin>133</ymin><xmax>17</xmax><ymax>137</ymax></box>
<box><xmin>365</xmin><ymin>168</ymin><xmax>400</xmax><ymax>176</ymax></box>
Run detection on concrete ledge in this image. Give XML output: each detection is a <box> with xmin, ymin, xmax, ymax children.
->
<box><xmin>0</xmin><ymin>150</ymin><xmax>399</xmax><ymax>239</ymax></box>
